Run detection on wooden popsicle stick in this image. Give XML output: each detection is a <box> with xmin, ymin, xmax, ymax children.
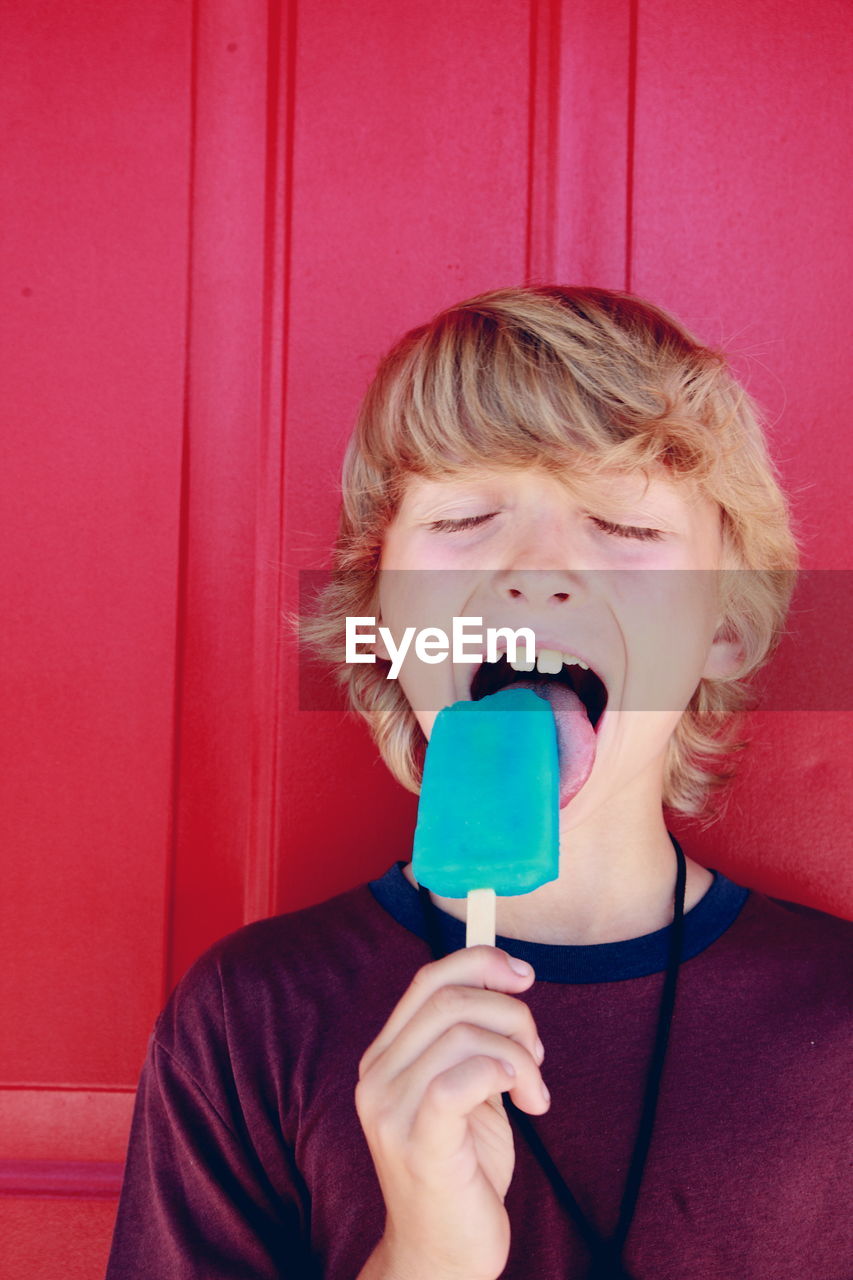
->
<box><xmin>466</xmin><ymin>888</ymin><xmax>503</xmax><ymax>1107</ymax></box>
<box><xmin>465</xmin><ymin>887</ymin><xmax>496</xmax><ymax>947</ymax></box>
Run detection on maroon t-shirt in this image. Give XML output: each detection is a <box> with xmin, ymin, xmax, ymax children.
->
<box><xmin>105</xmin><ymin>859</ymin><xmax>852</xmax><ymax>1278</ymax></box>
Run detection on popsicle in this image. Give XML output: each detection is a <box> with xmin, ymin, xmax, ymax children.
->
<box><xmin>413</xmin><ymin>686</ymin><xmax>560</xmax><ymax>947</ymax></box>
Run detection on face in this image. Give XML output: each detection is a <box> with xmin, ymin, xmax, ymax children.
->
<box><xmin>375</xmin><ymin>464</ymin><xmax>741</xmax><ymax>827</ymax></box>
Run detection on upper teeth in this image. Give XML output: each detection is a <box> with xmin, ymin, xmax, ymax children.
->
<box><xmin>508</xmin><ymin>647</ymin><xmax>589</xmax><ymax>675</ymax></box>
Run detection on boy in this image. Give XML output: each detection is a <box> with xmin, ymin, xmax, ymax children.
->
<box><xmin>106</xmin><ymin>287</ymin><xmax>852</xmax><ymax>1279</ymax></box>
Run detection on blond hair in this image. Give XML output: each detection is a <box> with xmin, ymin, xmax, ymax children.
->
<box><xmin>299</xmin><ymin>286</ymin><xmax>799</xmax><ymax>822</ymax></box>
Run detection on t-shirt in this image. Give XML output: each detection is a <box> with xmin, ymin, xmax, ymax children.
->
<box><xmin>105</xmin><ymin>859</ymin><xmax>853</xmax><ymax>1279</ymax></box>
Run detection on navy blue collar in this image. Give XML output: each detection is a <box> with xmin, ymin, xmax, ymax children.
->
<box><xmin>368</xmin><ymin>859</ymin><xmax>749</xmax><ymax>984</ymax></box>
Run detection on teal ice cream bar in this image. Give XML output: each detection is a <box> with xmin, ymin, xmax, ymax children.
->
<box><xmin>413</xmin><ymin>687</ymin><xmax>560</xmax><ymax>898</ymax></box>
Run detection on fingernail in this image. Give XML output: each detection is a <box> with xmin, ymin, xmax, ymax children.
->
<box><xmin>541</xmin><ymin>1082</ymin><xmax>550</xmax><ymax>1105</ymax></box>
<box><xmin>507</xmin><ymin>955</ymin><xmax>533</xmax><ymax>977</ymax></box>
<box><xmin>501</xmin><ymin>1059</ymin><xmax>516</xmax><ymax>1077</ymax></box>
<box><xmin>534</xmin><ymin>1037</ymin><xmax>545</xmax><ymax>1064</ymax></box>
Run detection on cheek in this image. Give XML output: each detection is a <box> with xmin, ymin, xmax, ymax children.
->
<box><xmin>618</xmin><ymin>576</ymin><xmax>719</xmax><ymax>712</ymax></box>
<box><xmin>378</xmin><ymin>565</ymin><xmax>425</xmax><ymax>625</ymax></box>
<box><xmin>576</xmin><ymin>711</ymin><xmax>679</xmax><ymax>815</ymax></box>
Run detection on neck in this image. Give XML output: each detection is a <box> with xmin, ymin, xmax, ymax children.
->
<box><xmin>403</xmin><ymin>788</ymin><xmax>712</xmax><ymax>946</ymax></box>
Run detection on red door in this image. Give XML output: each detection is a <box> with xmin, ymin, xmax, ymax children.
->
<box><xmin>2</xmin><ymin>2</ymin><xmax>851</xmax><ymax>1275</ymax></box>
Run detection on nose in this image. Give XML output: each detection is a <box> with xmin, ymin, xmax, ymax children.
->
<box><xmin>496</xmin><ymin>567</ymin><xmax>576</xmax><ymax>608</ymax></box>
<box><xmin>493</xmin><ymin>503</ymin><xmax>585</xmax><ymax>607</ymax></box>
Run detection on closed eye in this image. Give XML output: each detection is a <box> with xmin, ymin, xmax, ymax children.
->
<box><xmin>427</xmin><ymin>512</ymin><xmax>664</xmax><ymax>541</ymax></box>
<box><xmin>591</xmin><ymin>516</ymin><xmax>663</xmax><ymax>542</ymax></box>
<box><xmin>427</xmin><ymin>513</ymin><xmax>496</xmax><ymax>532</ymax></box>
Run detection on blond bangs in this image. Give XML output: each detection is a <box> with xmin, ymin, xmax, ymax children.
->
<box><xmin>355</xmin><ymin>290</ymin><xmax>742</xmax><ymax>489</ymax></box>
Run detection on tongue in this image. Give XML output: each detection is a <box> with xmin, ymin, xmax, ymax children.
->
<box><xmin>509</xmin><ymin>679</ymin><xmax>597</xmax><ymax>809</ymax></box>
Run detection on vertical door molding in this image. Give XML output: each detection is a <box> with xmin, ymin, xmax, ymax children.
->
<box><xmin>527</xmin><ymin>0</ymin><xmax>564</xmax><ymax>283</ymax></box>
<box><xmin>169</xmin><ymin>0</ymin><xmax>293</xmax><ymax>989</ymax></box>
<box><xmin>553</xmin><ymin>0</ymin><xmax>635</xmax><ymax>288</ymax></box>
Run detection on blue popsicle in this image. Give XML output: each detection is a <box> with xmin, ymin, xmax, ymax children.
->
<box><xmin>412</xmin><ymin>687</ymin><xmax>560</xmax><ymax>904</ymax></box>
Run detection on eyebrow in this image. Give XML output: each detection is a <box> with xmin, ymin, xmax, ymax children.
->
<box><xmin>580</xmin><ymin>492</ymin><xmax>678</xmax><ymax>522</ymax></box>
<box><xmin>404</xmin><ymin>472</ymin><xmax>686</xmax><ymax>525</ymax></box>
<box><xmin>404</xmin><ymin>478</ymin><xmax>502</xmax><ymax>513</ymax></box>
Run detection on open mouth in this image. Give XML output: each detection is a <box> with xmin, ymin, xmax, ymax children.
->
<box><xmin>468</xmin><ymin>651</ymin><xmax>608</xmax><ymax>808</ymax></box>
<box><xmin>469</xmin><ymin>652</ymin><xmax>608</xmax><ymax>731</ymax></box>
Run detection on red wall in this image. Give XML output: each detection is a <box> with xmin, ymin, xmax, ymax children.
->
<box><xmin>1</xmin><ymin>1</ymin><xmax>192</xmax><ymax>1274</ymax></box>
<box><xmin>2</xmin><ymin>1</ymin><xmax>851</xmax><ymax>1274</ymax></box>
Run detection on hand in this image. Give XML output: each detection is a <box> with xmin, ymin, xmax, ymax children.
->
<box><xmin>355</xmin><ymin>946</ymin><xmax>549</xmax><ymax>1280</ymax></box>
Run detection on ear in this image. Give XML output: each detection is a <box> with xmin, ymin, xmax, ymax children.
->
<box><xmin>701</xmin><ymin>624</ymin><xmax>745</xmax><ymax>681</ymax></box>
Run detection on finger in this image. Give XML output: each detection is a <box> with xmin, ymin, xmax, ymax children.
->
<box><xmin>372</xmin><ymin>983</ymin><xmax>543</xmax><ymax>1082</ymax></box>
<box><xmin>411</xmin><ymin>1056</ymin><xmax>513</xmax><ymax>1168</ymax></box>
<box><xmin>408</xmin><ymin>1049</ymin><xmax>547</xmax><ymax>1166</ymax></box>
<box><xmin>360</xmin><ymin>947</ymin><xmax>535</xmax><ymax>1079</ymax></box>
<box><xmin>390</xmin><ymin>1023</ymin><xmax>550</xmax><ymax>1138</ymax></box>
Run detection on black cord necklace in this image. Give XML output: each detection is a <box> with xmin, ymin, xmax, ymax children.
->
<box><xmin>417</xmin><ymin>832</ymin><xmax>687</xmax><ymax>1280</ymax></box>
